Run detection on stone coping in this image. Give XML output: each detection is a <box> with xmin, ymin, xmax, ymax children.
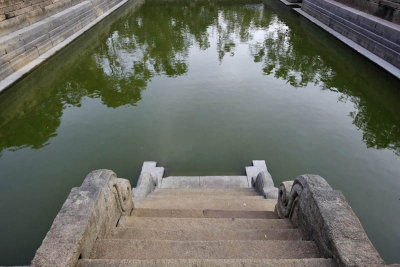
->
<box><xmin>276</xmin><ymin>174</ymin><xmax>385</xmax><ymax>266</ymax></box>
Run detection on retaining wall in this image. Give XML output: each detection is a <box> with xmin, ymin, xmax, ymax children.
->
<box><xmin>0</xmin><ymin>0</ymin><xmax>130</xmax><ymax>88</ymax></box>
<box><xmin>301</xmin><ymin>0</ymin><xmax>400</xmax><ymax>71</ymax></box>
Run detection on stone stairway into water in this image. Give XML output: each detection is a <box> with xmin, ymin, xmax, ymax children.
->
<box><xmin>77</xmin><ymin>170</ymin><xmax>335</xmax><ymax>266</ymax></box>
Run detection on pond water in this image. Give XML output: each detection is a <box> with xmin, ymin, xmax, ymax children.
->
<box><xmin>0</xmin><ymin>0</ymin><xmax>400</xmax><ymax>264</ymax></box>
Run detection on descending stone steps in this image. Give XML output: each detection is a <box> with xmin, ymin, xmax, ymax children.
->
<box><xmin>78</xmin><ymin>258</ymin><xmax>336</xmax><ymax>267</ymax></box>
<box><xmin>118</xmin><ymin>217</ymin><xmax>295</xmax><ymax>230</ymax></box>
<box><xmin>134</xmin><ymin>198</ymin><xmax>276</xmax><ymax>211</ymax></box>
<box><xmin>108</xmin><ymin>227</ymin><xmax>303</xmax><ymax>241</ymax></box>
<box><xmin>90</xmin><ymin>240</ymin><xmax>320</xmax><ymax>260</ymax></box>
<box><xmin>79</xmin><ymin>184</ymin><xmax>334</xmax><ymax>266</ymax></box>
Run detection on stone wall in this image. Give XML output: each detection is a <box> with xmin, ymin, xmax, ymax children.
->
<box><xmin>301</xmin><ymin>0</ymin><xmax>400</xmax><ymax>70</ymax></box>
<box><xmin>276</xmin><ymin>174</ymin><xmax>385</xmax><ymax>266</ymax></box>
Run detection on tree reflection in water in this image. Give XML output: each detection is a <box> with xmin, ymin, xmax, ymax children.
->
<box><xmin>0</xmin><ymin>0</ymin><xmax>399</xmax><ymax>156</ymax></box>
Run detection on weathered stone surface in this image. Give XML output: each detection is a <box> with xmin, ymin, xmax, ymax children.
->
<box><xmin>77</xmin><ymin>258</ymin><xmax>336</xmax><ymax>267</ymax></box>
<box><xmin>245</xmin><ymin>160</ymin><xmax>279</xmax><ymax>198</ymax></box>
<box><xmin>131</xmin><ymin>208</ymin><xmax>278</xmax><ymax>219</ymax></box>
<box><xmin>133</xmin><ymin>172</ymin><xmax>156</xmax><ymax>199</ymax></box>
<box><xmin>109</xmin><ymin>227</ymin><xmax>302</xmax><ymax>241</ymax></box>
<box><xmin>132</xmin><ymin>161</ymin><xmax>164</xmax><ymax>199</ymax></box>
<box><xmin>118</xmin><ymin>216</ymin><xmax>294</xmax><ymax>230</ymax></box>
<box><xmin>90</xmin><ymin>239</ymin><xmax>320</xmax><ymax>260</ymax></box>
<box><xmin>134</xmin><ymin>197</ymin><xmax>277</xmax><ymax>211</ymax></box>
<box><xmin>254</xmin><ymin>171</ymin><xmax>279</xmax><ymax>199</ymax></box>
<box><xmin>161</xmin><ymin>176</ymin><xmax>253</xmax><ymax>189</ymax></box>
<box><xmin>276</xmin><ymin>174</ymin><xmax>385</xmax><ymax>266</ymax></box>
<box><xmin>31</xmin><ymin>169</ymin><xmax>134</xmax><ymax>267</ymax></box>
<box><xmin>160</xmin><ymin>176</ymin><xmax>200</xmax><ymax>188</ymax></box>
<box><xmin>245</xmin><ymin>160</ymin><xmax>268</xmax><ymax>186</ymax></box>
<box><xmin>151</xmin><ymin>188</ymin><xmax>259</xmax><ymax>196</ymax></box>
<box><xmin>199</xmin><ymin>176</ymin><xmax>248</xmax><ymax>188</ymax></box>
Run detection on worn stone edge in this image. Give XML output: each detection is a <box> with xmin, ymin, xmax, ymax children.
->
<box><xmin>31</xmin><ymin>169</ymin><xmax>134</xmax><ymax>267</ymax></box>
<box><xmin>275</xmin><ymin>174</ymin><xmax>385</xmax><ymax>266</ymax></box>
<box><xmin>293</xmin><ymin>7</ymin><xmax>400</xmax><ymax>80</ymax></box>
<box><xmin>0</xmin><ymin>0</ymin><xmax>140</xmax><ymax>93</ymax></box>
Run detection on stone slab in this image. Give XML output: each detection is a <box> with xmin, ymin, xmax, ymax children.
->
<box><xmin>131</xmin><ymin>208</ymin><xmax>278</xmax><ymax>219</ymax></box>
<box><xmin>199</xmin><ymin>176</ymin><xmax>249</xmax><ymax>188</ymax></box>
<box><xmin>108</xmin><ymin>227</ymin><xmax>302</xmax><ymax>241</ymax></box>
<box><xmin>135</xmin><ymin>198</ymin><xmax>277</xmax><ymax>211</ymax></box>
<box><xmin>90</xmin><ymin>239</ymin><xmax>320</xmax><ymax>260</ymax></box>
<box><xmin>160</xmin><ymin>176</ymin><xmax>200</xmax><ymax>188</ymax></box>
<box><xmin>118</xmin><ymin>216</ymin><xmax>295</xmax><ymax>230</ymax></box>
<box><xmin>77</xmin><ymin>258</ymin><xmax>336</xmax><ymax>267</ymax></box>
<box><xmin>152</xmin><ymin>188</ymin><xmax>258</xmax><ymax>196</ymax></box>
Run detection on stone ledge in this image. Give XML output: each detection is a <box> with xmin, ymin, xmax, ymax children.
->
<box><xmin>276</xmin><ymin>174</ymin><xmax>385</xmax><ymax>266</ymax></box>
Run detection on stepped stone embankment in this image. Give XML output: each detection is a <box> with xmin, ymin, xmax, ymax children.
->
<box><xmin>31</xmin><ymin>160</ymin><xmax>389</xmax><ymax>266</ymax></box>
<box><xmin>0</xmin><ymin>0</ymin><xmax>143</xmax><ymax>92</ymax></box>
<box><xmin>286</xmin><ymin>0</ymin><xmax>400</xmax><ymax>78</ymax></box>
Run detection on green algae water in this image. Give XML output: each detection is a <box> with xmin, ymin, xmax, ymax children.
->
<box><xmin>1</xmin><ymin>0</ymin><xmax>400</xmax><ymax>264</ymax></box>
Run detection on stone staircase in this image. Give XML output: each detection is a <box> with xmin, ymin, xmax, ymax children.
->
<box><xmin>77</xmin><ymin>187</ymin><xmax>335</xmax><ymax>266</ymax></box>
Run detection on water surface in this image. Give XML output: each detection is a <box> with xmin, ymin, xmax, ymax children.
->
<box><xmin>0</xmin><ymin>0</ymin><xmax>400</xmax><ymax>264</ymax></box>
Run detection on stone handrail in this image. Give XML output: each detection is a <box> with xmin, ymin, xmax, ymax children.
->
<box><xmin>275</xmin><ymin>174</ymin><xmax>385</xmax><ymax>266</ymax></box>
<box><xmin>31</xmin><ymin>169</ymin><xmax>134</xmax><ymax>266</ymax></box>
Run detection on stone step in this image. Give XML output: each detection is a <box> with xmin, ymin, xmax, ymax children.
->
<box><xmin>78</xmin><ymin>258</ymin><xmax>336</xmax><ymax>266</ymax></box>
<box><xmin>118</xmin><ymin>217</ymin><xmax>294</xmax><ymax>230</ymax></box>
<box><xmin>135</xmin><ymin>198</ymin><xmax>276</xmax><ymax>211</ymax></box>
<box><xmin>151</xmin><ymin>188</ymin><xmax>259</xmax><ymax>196</ymax></box>
<box><xmin>131</xmin><ymin>209</ymin><xmax>279</xmax><ymax>219</ymax></box>
<box><xmin>148</xmin><ymin>194</ymin><xmax>264</xmax><ymax>200</ymax></box>
<box><xmin>90</xmin><ymin>240</ymin><xmax>320</xmax><ymax>260</ymax></box>
<box><xmin>159</xmin><ymin>176</ymin><xmax>249</xmax><ymax>189</ymax></box>
<box><xmin>108</xmin><ymin>227</ymin><xmax>303</xmax><ymax>241</ymax></box>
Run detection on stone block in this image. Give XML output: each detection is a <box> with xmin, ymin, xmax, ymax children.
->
<box><xmin>25</xmin><ymin>6</ymin><xmax>45</xmax><ymax>24</ymax></box>
<box><xmin>13</xmin><ymin>5</ymin><xmax>33</xmax><ymax>16</ymax></box>
<box><xmin>160</xmin><ymin>176</ymin><xmax>200</xmax><ymax>189</ymax></box>
<box><xmin>199</xmin><ymin>176</ymin><xmax>249</xmax><ymax>188</ymax></box>
<box><xmin>0</xmin><ymin>15</ymin><xmax>29</xmax><ymax>36</ymax></box>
